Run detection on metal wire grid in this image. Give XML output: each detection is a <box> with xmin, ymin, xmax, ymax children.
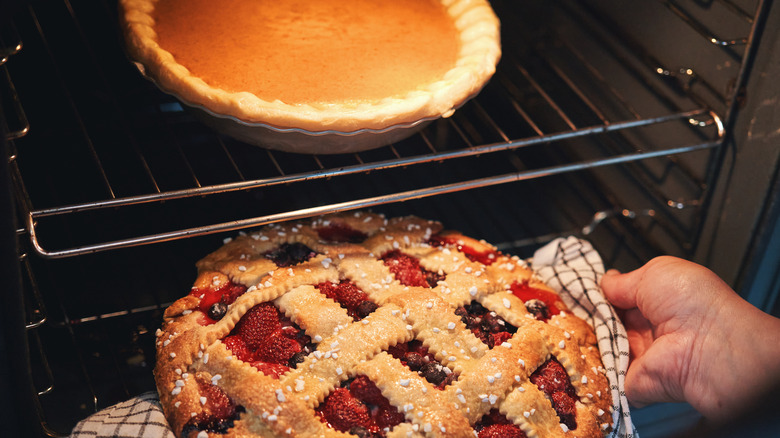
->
<box><xmin>3</xmin><ymin>0</ymin><xmax>762</xmax><ymax>260</ymax></box>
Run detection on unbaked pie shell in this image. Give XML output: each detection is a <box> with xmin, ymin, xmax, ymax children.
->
<box><xmin>119</xmin><ymin>0</ymin><xmax>501</xmax><ymax>152</ymax></box>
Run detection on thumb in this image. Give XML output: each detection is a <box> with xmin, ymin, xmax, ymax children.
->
<box><xmin>600</xmin><ymin>267</ymin><xmax>643</xmax><ymax>310</ymax></box>
<box><xmin>602</xmin><ymin>256</ymin><xmax>691</xmax><ymax>311</ymax></box>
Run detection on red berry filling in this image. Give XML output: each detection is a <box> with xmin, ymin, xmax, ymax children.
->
<box><xmin>223</xmin><ymin>302</ymin><xmax>313</xmax><ymax>378</ymax></box>
<box><xmin>387</xmin><ymin>340</ymin><xmax>457</xmax><ymax>389</ymax></box>
<box><xmin>316</xmin><ymin>223</ymin><xmax>368</xmax><ymax>243</ymax></box>
<box><xmin>455</xmin><ymin>301</ymin><xmax>517</xmax><ymax>348</ymax></box>
<box><xmin>509</xmin><ymin>282</ymin><xmax>563</xmax><ymax>322</ymax></box>
<box><xmin>381</xmin><ymin>250</ymin><xmax>445</xmax><ymax>288</ymax></box>
<box><xmin>530</xmin><ymin>358</ymin><xmax>578</xmax><ymax>430</ymax></box>
<box><xmin>316</xmin><ymin>376</ymin><xmax>404</xmax><ymax>437</ymax></box>
<box><xmin>474</xmin><ymin>409</ymin><xmax>528</xmax><ymax>438</ymax></box>
<box><xmin>316</xmin><ymin>280</ymin><xmax>377</xmax><ymax>320</ymax></box>
<box><xmin>181</xmin><ymin>377</ymin><xmax>244</xmax><ymax>435</ymax></box>
<box><xmin>190</xmin><ymin>280</ymin><xmax>248</xmax><ymax>323</ymax></box>
<box><xmin>263</xmin><ymin>242</ymin><xmax>317</xmax><ymax>267</ymax></box>
<box><xmin>428</xmin><ymin>234</ymin><xmax>500</xmax><ymax>266</ymax></box>
<box><xmin>318</xmin><ymin>387</ymin><xmax>377</xmax><ymax>435</ymax></box>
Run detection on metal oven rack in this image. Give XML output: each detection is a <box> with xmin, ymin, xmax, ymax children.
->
<box><xmin>2</xmin><ymin>0</ymin><xmax>771</xmax><ymax>436</ymax></box>
<box><xmin>5</xmin><ymin>0</ymin><xmax>766</xmax><ymax>259</ymax></box>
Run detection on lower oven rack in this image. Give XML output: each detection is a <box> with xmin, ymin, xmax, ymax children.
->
<box><xmin>17</xmin><ymin>188</ymin><xmax>668</xmax><ymax>437</ymax></box>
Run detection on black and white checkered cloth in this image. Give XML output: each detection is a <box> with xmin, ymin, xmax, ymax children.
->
<box><xmin>532</xmin><ymin>236</ymin><xmax>637</xmax><ymax>438</ymax></box>
<box><xmin>70</xmin><ymin>391</ymin><xmax>174</xmax><ymax>438</ymax></box>
<box><xmin>71</xmin><ymin>236</ymin><xmax>635</xmax><ymax>438</ymax></box>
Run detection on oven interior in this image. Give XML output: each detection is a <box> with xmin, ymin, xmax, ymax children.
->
<box><xmin>2</xmin><ymin>0</ymin><xmax>778</xmax><ymax>436</ymax></box>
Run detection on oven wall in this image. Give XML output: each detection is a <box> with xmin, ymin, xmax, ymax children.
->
<box><xmin>695</xmin><ymin>0</ymin><xmax>780</xmax><ymax>304</ymax></box>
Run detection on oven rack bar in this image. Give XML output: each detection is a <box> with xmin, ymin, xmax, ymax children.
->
<box><xmin>29</xmin><ymin>108</ymin><xmax>718</xmax><ymax>218</ymax></box>
<box><xmin>1</xmin><ymin>64</ymin><xmax>30</xmax><ymax>141</ymax></box>
<box><xmin>0</xmin><ymin>22</ymin><xmax>23</xmax><ymax>65</ymax></box>
<box><xmin>662</xmin><ymin>0</ymin><xmax>749</xmax><ymax>47</ymax></box>
<box><xmin>48</xmin><ymin>206</ymin><xmax>655</xmax><ymax>327</ymax></box>
<box><xmin>26</xmin><ymin>137</ymin><xmax>722</xmax><ymax>259</ymax></box>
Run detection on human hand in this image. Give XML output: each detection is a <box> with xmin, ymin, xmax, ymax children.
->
<box><xmin>601</xmin><ymin>256</ymin><xmax>780</xmax><ymax>421</ymax></box>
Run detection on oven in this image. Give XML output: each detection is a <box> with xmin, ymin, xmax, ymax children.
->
<box><xmin>2</xmin><ymin>0</ymin><xmax>779</xmax><ymax>436</ymax></box>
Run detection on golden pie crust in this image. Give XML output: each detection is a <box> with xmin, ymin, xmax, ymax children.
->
<box><xmin>119</xmin><ymin>0</ymin><xmax>501</xmax><ymax>133</ymax></box>
<box><xmin>155</xmin><ymin>212</ymin><xmax>613</xmax><ymax>437</ymax></box>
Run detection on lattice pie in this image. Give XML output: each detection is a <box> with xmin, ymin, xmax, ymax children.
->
<box><xmin>155</xmin><ymin>212</ymin><xmax>613</xmax><ymax>437</ymax></box>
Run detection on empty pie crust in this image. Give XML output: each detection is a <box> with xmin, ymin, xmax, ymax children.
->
<box><xmin>154</xmin><ymin>212</ymin><xmax>613</xmax><ymax>437</ymax></box>
<box><xmin>119</xmin><ymin>0</ymin><xmax>501</xmax><ymax>135</ymax></box>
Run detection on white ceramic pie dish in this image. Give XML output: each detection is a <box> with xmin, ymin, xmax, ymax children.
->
<box><xmin>120</xmin><ymin>0</ymin><xmax>501</xmax><ymax>154</ymax></box>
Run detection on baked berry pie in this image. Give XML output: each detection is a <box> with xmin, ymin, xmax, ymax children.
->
<box><xmin>119</xmin><ymin>0</ymin><xmax>500</xmax><ymax>134</ymax></box>
<box><xmin>155</xmin><ymin>212</ymin><xmax>613</xmax><ymax>437</ymax></box>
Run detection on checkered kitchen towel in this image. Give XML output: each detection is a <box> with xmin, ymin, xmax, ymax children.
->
<box><xmin>70</xmin><ymin>391</ymin><xmax>175</xmax><ymax>438</ymax></box>
<box><xmin>71</xmin><ymin>236</ymin><xmax>635</xmax><ymax>438</ymax></box>
<box><xmin>532</xmin><ymin>236</ymin><xmax>637</xmax><ymax>438</ymax></box>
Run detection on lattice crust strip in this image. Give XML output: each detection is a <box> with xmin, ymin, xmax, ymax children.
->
<box><xmin>155</xmin><ymin>212</ymin><xmax>613</xmax><ymax>438</ymax></box>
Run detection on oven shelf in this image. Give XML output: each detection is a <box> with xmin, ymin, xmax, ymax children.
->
<box><xmin>4</xmin><ymin>0</ymin><xmax>764</xmax><ymax>261</ymax></box>
<box><xmin>21</xmin><ymin>110</ymin><xmax>723</xmax><ymax>258</ymax></box>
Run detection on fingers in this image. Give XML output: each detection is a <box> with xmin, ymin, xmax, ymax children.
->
<box><xmin>623</xmin><ymin>336</ymin><xmax>687</xmax><ymax>407</ymax></box>
<box><xmin>621</xmin><ymin>308</ymin><xmax>654</xmax><ymax>361</ymax></box>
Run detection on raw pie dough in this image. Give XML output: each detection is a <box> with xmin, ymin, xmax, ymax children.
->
<box><xmin>119</xmin><ymin>0</ymin><xmax>501</xmax><ymax>133</ymax></box>
<box><xmin>155</xmin><ymin>212</ymin><xmax>613</xmax><ymax>437</ymax></box>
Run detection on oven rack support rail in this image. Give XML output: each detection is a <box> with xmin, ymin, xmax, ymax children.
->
<box><xmin>3</xmin><ymin>0</ymin><xmax>769</xmax><ymax>260</ymax></box>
